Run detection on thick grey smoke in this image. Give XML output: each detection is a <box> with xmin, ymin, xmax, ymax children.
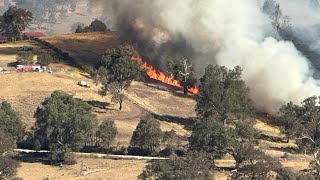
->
<box><xmin>101</xmin><ymin>0</ymin><xmax>320</xmax><ymax>113</ymax></box>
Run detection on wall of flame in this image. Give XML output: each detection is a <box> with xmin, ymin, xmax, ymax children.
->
<box><xmin>131</xmin><ymin>56</ymin><xmax>198</xmax><ymax>94</ymax></box>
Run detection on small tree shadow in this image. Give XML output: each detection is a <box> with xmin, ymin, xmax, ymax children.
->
<box><xmin>152</xmin><ymin>114</ymin><xmax>195</xmax><ymax>130</ymax></box>
<box><xmin>13</xmin><ymin>152</ymin><xmax>51</xmax><ymax>165</ymax></box>
<box><xmin>86</xmin><ymin>100</ymin><xmax>110</xmax><ymax>109</ymax></box>
<box><xmin>259</xmin><ymin>133</ymin><xmax>285</xmax><ymax>143</ymax></box>
<box><xmin>268</xmin><ymin>146</ymin><xmax>299</xmax><ymax>154</ymax></box>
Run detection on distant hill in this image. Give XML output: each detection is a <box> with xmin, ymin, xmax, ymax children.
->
<box><xmin>39</xmin><ymin>32</ymin><xmax>121</xmax><ymax>66</ymax></box>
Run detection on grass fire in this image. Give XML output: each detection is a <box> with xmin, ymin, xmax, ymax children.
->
<box><xmin>131</xmin><ymin>56</ymin><xmax>199</xmax><ymax>94</ymax></box>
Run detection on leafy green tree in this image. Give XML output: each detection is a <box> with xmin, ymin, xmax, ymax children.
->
<box><xmin>196</xmin><ymin>65</ymin><xmax>252</xmax><ymax>125</ymax></box>
<box><xmin>75</xmin><ymin>25</ymin><xmax>84</xmax><ymax>33</ymax></box>
<box><xmin>130</xmin><ymin>115</ymin><xmax>162</xmax><ymax>152</ymax></box>
<box><xmin>0</xmin><ymin>6</ymin><xmax>33</xmax><ymax>41</ymax></box>
<box><xmin>0</xmin><ymin>101</ymin><xmax>24</xmax><ymax>141</ymax></box>
<box><xmin>37</xmin><ymin>52</ymin><xmax>54</xmax><ymax>66</ymax></box>
<box><xmin>228</xmin><ymin>120</ymin><xmax>259</xmax><ymax>170</ymax></box>
<box><xmin>189</xmin><ymin>116</ymin><xmax>261</xmax><ymax>171</ymax></box>
<box><xmin>231</xmin><ymin>149</ymin><xmax>281</xmax><ymax>180</ymax></box>
<box><xmin>0</xmin><ymin>130</ymin><xmax>20</xmax><ymax>180</ymax></box>
<box><xmin>97</xmin><ymin>120</ymin><xmax>118</xmax><ymax>148</ymax></box>
<box><xmin>294</xmin><ymin>97</ymin><xmax>320</xmax><ymax>177</ymax></box>
<box><xmin>139</xmin><ymin>151</ymin><xmax>213</xmax><ymax>180</ymax></box>
<box><xmin>89</xmin><ymin>19</ymin><xmax>109</xmax><ymax>32</ymax></box>
<box><xmin>277</xmin><ymin>101</ymin><xmax>301</xmax><ymax>143</ymax></box>
<box><xmin>16</xmin><ymin>51</ymin><xmax>35</xmax><ymax>65</ymax></box>
<box><xmin>166</xmin><ymin>58</ymin><xmax>197</xmax><ymax>94</ymax></box>
<box><xmin>75</xmin><ymin>19</ymin><xmax>109</xmax><ymax>33</ymax></box>
<box><xmin>34</xmin><ymin>91</ymin><xmax>97</xmax><ymax>165</ymax></box>
<box><xmin>99</xmin><ymin>46</ymin><xmax>143</xmax><ymax>111</ymax></box>
<box><xmin>189</xmin><ymin>117</ymin><xmax>229</xmax><ymax>156</ymax></box>
<box><xmin>161</xmin><ymin>130</ymin><xmax>182</xmax><ymax>152</ymax></box>
<box><xmin>276</xmin><ymin>96</ymin><xmax>320</xmax><ymax>178</ymax></box>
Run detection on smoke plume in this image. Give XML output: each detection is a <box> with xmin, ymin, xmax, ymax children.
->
<box><xmin>93</xmin><ymin>0</ymin><xmax>320</xmax><ymax>113</ymax></box>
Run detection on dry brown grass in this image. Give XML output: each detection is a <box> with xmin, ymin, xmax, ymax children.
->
<box><xmin>127</xmin><ymin>81</ymin><xmax>197</xmax><ymax>118</ymax></box>
<box><xmin>17</xmin><ymin>157</ymin><xmax>147</xmax><ymax>180</ymax></box>
<box><xmin>254</xmin><ymin>119</ymin><xmax>282</xmax><ymax>137</ymax></box>
<box><xmin>40</xmin><ymin>32</ymin><xmax>120</xmax><ymax>66</ymax></box>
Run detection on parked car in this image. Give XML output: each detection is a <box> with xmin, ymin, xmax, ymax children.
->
<box><xmin>31</xmin><ymin>65</ymin><xmax>43</xmax><ymax>72</ymax></box>
<box><xmin>78</xmin><ymin>81</ymin><xmax>90</xmax><ymax>88</ymax></box>
<box><xmin>18</xmin><ymin>46</ymin><xmax>33</xmax><ymax>51</ymax></box>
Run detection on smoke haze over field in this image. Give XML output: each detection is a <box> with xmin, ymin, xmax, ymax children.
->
<box><xmin>98</xmin><ymin>0</ymin><xmax>320</xmax><ymax>112</ymax></box>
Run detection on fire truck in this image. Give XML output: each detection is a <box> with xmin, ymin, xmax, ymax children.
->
<box><xmin>16</xmin><ymin>65</ymin><xmax>32</xmax><ymax>72</ymax></box>
<box><xmin>16</xmin><ymin>65</ymin><xmax>45</xmax><ymax>72</ymax></box>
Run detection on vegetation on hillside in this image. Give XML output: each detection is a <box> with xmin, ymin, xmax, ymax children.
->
<box><xmin>196</xmin><ymin>65</ymin><xmax>252</xmax><ymax>125</ymax></box>
<box><xmin>75</xmin><ymin>19</ymin><xmax>110</xmax><ymax>33</ymax></box>
<box><xmin>277</xmin><ymin>96</ymin><xmax>320</xmax><ymax>178</ymax></box>
<box><xmin>33</xmin><ymin>91</ymin><xmax>98</xmax><ymax>165</ymax></box>
<box><xmin>0</xmin><ymin>101</ymin><xmax>24</xmax><ymax>142</ymax></box>
<box><xmin>96</xmin><ymin>120</ymin><xmax>118</xmax><ymax>148</ymax></box>
<box><xmin>130</xmin><ymin>115</ymin><xmax>162</xmax><ymax>153</ymax></box>
<box><xmin>0</xmin><ymin>130</ymin><xmax>20</xmax><ymax>180</ymax></box>
<box><xmin>0</xmin><ymin>101</ymin><xmax>23</xmax><ymax>179</ymax></box>
<box><xmin>139</xmin><ymin>151</ymin><xmax>213</xmax><ymax>180</ymax></box>
<box><xmin>37</xmin><ymin>52</ymin><xmax>54</xmax><ymax>66</ymax></box>
<box><xmin>98</xmin><ymin>45</ymin><xmax>143</xmax><ymax>111</ymax></box>
<box><xmin>16</xmin><ymin>51</ymin><xmax>35</xmax><ymax>65</ymax></box>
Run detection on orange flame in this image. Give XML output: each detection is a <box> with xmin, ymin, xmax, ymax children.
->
<box><xmin>131</xmin><ymin>56</ymin><xmax>198</xmax><ymax>94</ymax></box>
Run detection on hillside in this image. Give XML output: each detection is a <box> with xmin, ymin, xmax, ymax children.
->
<box><xmin>0</xmin><ymin>37</ymin><xmax>313</xmax><ymax>180</ymax></box>
<box><xmin>39</xmin><ymin>32</ymin><xmax>121</xmax><ymax>66</ymax></box>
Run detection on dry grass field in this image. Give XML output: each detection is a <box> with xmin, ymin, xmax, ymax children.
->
<box><xmin>39</xmin><ymin>32</ymin><xmax>120</xmax><ymax>66</ymax></box>
<box><xmin>17</xmin><ymin>156</ymin><xmax>147</xmax><ymax>180</ymax></box>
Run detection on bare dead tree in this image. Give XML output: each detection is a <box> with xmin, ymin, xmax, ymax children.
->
<box><xmin>179</xmin><ymin>58</ymin><xmax>193</xmax><ymax>94</ymax></box>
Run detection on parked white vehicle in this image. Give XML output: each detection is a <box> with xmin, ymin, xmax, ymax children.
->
<box><xmin>78</xmin><ymin>81</ymin><xmax>90</xmax><ymax>88</ymax></box>
<box><xmin>31</xmin><ymin>65</ymin><xmax>43</xmax><ymax>72</ymax></box>
<box><xmin>0</xmin><ymin>67</ymin><xmax>4</xmax><ymax>72</ymax></box>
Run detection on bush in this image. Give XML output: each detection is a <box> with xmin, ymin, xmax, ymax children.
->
<box><xmin>37</xmin><ymin>52</ymin><xmax>54</xmax><ymax>66</ymax></box>
<box><xmin>16</xmin><ymin>51</ymin><xmax>35</xmax><ymax>65</ymax></box>
<box><xmin>63</xmin><ymin>152</ymin><xmax>76</xmax><ymax>165</ymax></box>
<box><xmin>276</xmin><ymin>168</ymin><xmax>298</xmax><ymax>180</ymax></box>
<box><xmin>97</xmin><ymin>120</ymin><xmax>118</xmax><ymax>148</ymax></box>
<box><xmin>139</xmin><ymin>151</ymin><xmax>213</xmax><ymax>180</ymax></box>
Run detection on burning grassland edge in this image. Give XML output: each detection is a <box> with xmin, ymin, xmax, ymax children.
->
<box><xmin>131</xmin><ymin>56</ymin><xmax>199</xmax><ymax>94</ymax></box>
